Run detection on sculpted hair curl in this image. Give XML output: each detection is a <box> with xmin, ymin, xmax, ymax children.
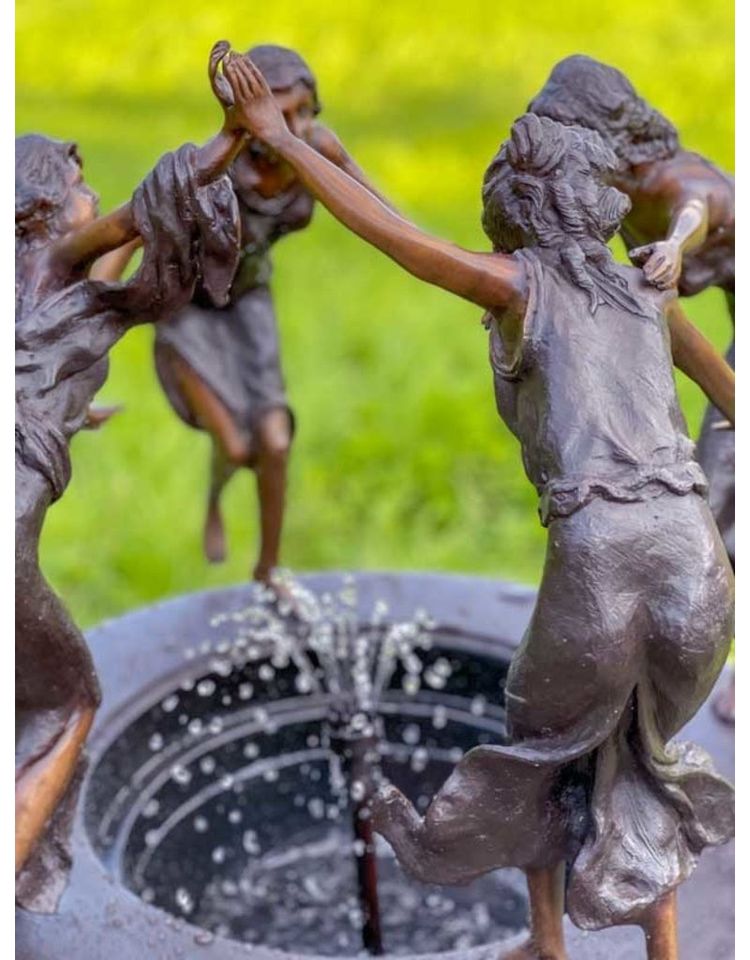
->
<box><xmin>482</xmin><ymin>114</ymin><xmax>645</xmax><ymax>315</ymax></box>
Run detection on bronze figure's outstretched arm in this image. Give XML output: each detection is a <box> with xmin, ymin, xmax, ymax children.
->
<box><xmin>309</xmin><ymin>123</ymin><xmax>397</xmax><ymax>212</ymax></box>
<box><xmin>666</xmin><ymin>299</ymin><xmax>734</xmax><ymax>425</ymax></box>
<box><xmin>224</xmin><ymin>57</ymin><xmax>526</xmax><ymax>314</ymax></box>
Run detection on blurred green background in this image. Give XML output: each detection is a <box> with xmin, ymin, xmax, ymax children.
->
<box><xmin>17</xmin><ymin>0</ymin><xmax>733</xmax><ymax>627</ymax></box>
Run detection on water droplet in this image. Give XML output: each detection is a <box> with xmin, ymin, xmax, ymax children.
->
<box><xmin>411</xmin><ymin>746</ymin><xmax>429</xmax><ymax>772</ymax></box>
<box><xmin>148</xmin><ymin>733</ymin><xmax>163</xmax><ymax>751</ymax></box>
<box><xmin>470</xmin><ymin>694</ymin><xmax>487</xmax><ymax>717</ymax></box>
<box><xmin>238</xmin><ymin>682</ymin><xmax>254</xmax><ymax>700</ymax></box>
<box><xmin>432</xmin><ymin>705</ymin><xmax>448</xmax><ymax>729</ymax></box>
<box><xmin>243</xmin><ymin>742</ymin><xmax>259</xmax><ymax>760</ymax></box>
<box><xmin>171</xmin><ymin>764</ymin><xmax>191</xmax><ymax>785</ymax></box>
<box><xmin>161</xmin><ymin>695</ymin><xmax>179</xmax><ymax>713</ymax></box>
<box><xmin>199</xmin><ymin>756</ymin><xmax>216</xmax><ymax>775</ymax></box>
<box><xmin>193</xmin><ymin>815</ymin><xmax>208</xmax><ymax>833</ymax></box>
<box><xmin>211</xmin><ymin>846</ymin><xmax>226</xmax><ymax>864</ymax></box>
<box><xmin>402</xmin><ymin>723</ymin><xmax>421</xmax><ymax>745</ymax></box>
<box><xmin>175</xmin><ymin>887</ymin><xmax>194</xmax><ymax>914</ymax></box>
<box><xmin>228</xmin><ymin>809</ymin><xmax>242</xmax><ymax>824</ymax></box>
<box><xmin>308</xmin><ymin>797</ymin><xmax>325</xmax><ymax>819</ymax></box>
<box><xmin>402</xmin><ymin>674</ymin><xmax>420</xmax><ymax>696</ymax></box>
<box><xmin>197</xmin><ymin>679</ymin><xmax>216</xmax><ymax>697</ymax></box>
<box><xmin>242</xmin><ymin>830</ymin><xmax>260</xmax><ymax>854</ymax></box>
<box><xmin>143</xmin><ymin>798</ymin><xmax>160</xmax><ymax>818</ymax></box>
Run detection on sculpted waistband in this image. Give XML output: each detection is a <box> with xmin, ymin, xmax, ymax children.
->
<box><xmin>538</xmin><ymin>462</ymin><xmax>708</xmax><ymax>527</ymax></box>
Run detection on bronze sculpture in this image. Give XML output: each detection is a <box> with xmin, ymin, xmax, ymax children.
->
<box><xmin>14</xmin><ymin>42</ymin><xmax>259</xmax><ymax>910</ymax></box>
<box><xmin>149</xmin><ymin>44</ymin><xmax>386</xmax><ymax>585</ymax></box>
<box><xmin>528</xmin><ymin>55</ymin><xmax>736</xmax><ymax>722</ymax></box>
<box><xmin>221</xmin><ymin>55</ymin><xmax>735</xmax><ymax>960</ymax></box>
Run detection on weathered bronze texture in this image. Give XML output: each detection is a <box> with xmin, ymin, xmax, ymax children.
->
<box><xmin>224</xmin><ymin>55</ymin><xmax>735</xmax><ymax>959</ymax></box>
<box><xmin>528</xmin><ymin>56</ymin><xmax>735</xmax><ymax>722</ymax></box>
<box><xmin>14</xmin><ymin>41</ymin><xmax>260</xmax><ymax>910</ymax></box>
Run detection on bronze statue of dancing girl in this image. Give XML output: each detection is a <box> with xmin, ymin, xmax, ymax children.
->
<box><xmin>15</xmin><ymin>43</ymin><xmax>256</xmax><ymax>909</ymax></box>
<box><xmin>150</xmin><ymin>44</ymin><xmax>386</xmax><ymax>585</ymax></box>
<box><xmin>220</xmin><ymin>54</ymin><xmax>734</xmax><ymax>960</ymax></box>
<box><xmin>529</xmin><ymin>56</ymin><xmax>736</xmax><ymax>721</ymax></box>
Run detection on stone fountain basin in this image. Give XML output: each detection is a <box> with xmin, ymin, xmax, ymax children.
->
<box><xmin>15</xmin><ymin>573</ymin><xmax>734</xmax><ymax>960</ymax></box>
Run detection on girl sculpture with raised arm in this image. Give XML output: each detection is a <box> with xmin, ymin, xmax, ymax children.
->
<box><xmin>148</xmin><ymin>45</ymin><xmax>388</xmax><ymax>585</ymax></box>
<box><xmin>223</xmin><ymin>56</ymin><xmax>734</xmax><ymax>960</ymax></box>
<box><xmin>528</xmin><ymin>56</ymin><xmax>736</xmax><ymax>721</ymax></box>
<box><xmin>15</xmin><ymin>42</ymin><xmax>258</xmax><ymax>910</ymax></box>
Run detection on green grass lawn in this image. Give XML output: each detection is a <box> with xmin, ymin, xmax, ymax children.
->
<box><xmin>17</xmin><ymin>0</ymin><xmax>733</xmax><ymax>627</ymax></box>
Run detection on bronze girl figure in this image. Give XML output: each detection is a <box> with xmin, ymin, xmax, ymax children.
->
<box><xmin>222</xmin><ymin>56</ymin><xmax>734</xmax><ymax>960</ymax></box>
<box><xmin>528</xmin><ymin>56</ymin><xmax>736</xmax><ymax>721</ymax></box>
<box><xmin>152</xmin><ymin>45</ymin><xmax>385</xmax><ymax>585</ymax></box>
<box><xmin>15</xmin><ymin>43</ymin><xmax>255</xmax><ymax>909</ymax></box>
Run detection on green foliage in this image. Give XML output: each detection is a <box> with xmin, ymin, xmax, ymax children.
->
<box><xmin>16</xmin><ymin>0</ymin><xmax>733</xmax><ymax>626</ymax></box>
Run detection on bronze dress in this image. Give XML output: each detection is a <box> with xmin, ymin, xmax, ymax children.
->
<box><xmin>153</xmin><ymin>176</ymin><xmax>315</xmax><ymax>452</ymax></box>
<box><xmin>385</xmin><ymin>249</ymin><xmax>734</xmax><ymax>929</ymax></box>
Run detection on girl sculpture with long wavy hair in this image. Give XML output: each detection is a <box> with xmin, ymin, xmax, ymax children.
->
<box><xmin>15</xmin><ymin>43</ymin><xmax>256</xmax><ymax>910</ymax></box>
<box><xmin>222</xmin><ymin>54</ymin><xmax>734</xmax><ymax>960</ymax></box>
<box><xmin>529</xmin><ymin>56</ymin><xmax>736</xmax><ymax>721</ymax></box>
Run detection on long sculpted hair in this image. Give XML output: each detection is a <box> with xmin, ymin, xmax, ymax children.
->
<box><xmin>16</xmin><ymin>135</ymin><xmax>81</xmax><ymax>245</ymax></box>
<box><xmin>527</xmin><ymin>55</ymin><xmax>679</xmax><ymax>169</ymax></box>
<box><xmin>482</xmin><ymin>113</ymin><xmax>647</xmax><ymax>315</ymax></box>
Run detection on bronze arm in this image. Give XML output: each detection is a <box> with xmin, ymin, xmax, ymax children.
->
<box><xmin>667</xmin><ymin>299</ymin><xmax>734</xmax><ymax>425</ymax></box>
<box><xmin>226</xmin><ymin>58</ymin><xmax>526</xmax><ymax>313</ymax></box>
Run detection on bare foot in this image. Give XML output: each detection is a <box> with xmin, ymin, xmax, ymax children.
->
<box><xmin>712</xmin><ymin>672</ymin><xmax>735</xmax><ymax>725</ymax></box>
<box><xmin>502</xmin><ymin>939</ymin><xmax>567</xmax><ymax>960</ymax></box>
<box><xmin>203</xmin><ymin>503</ymin><xmax>226</xmax><ymax>563</ymax></box>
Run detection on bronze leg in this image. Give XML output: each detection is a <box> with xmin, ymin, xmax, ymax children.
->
<box><xmin>168</xmin><ymin>355</ymin><xmax>252</xmax><ymax>563</ymax></box>
<box><xmin>16</xmin><ymin>705</ymin><xmax>95</xmax><ymax>873</ymax></box>
<box><xmin>204</xmin><ymin>442</ymin><xmax>237</xmax><ymax>563</ymax></box>
<box><xmin>505</xmin><ymin>863</ymin><xmax>568</xmax><ymax>960</ymax></box>
<box><xmin>641</xmin><ymin>890</ymin><xmax>678</xmax><ymax>960</ymax></box>
<box><xmin>252</xmin><ymin>408</ymin><xmax>291</xmax><ymax>583</ymax></box>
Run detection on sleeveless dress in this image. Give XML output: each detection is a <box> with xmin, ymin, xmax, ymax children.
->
<box><xmin>395</xmin><ymin>249</ymin><xmax>734</xmax><ymax>930</ymax></box>
<box><xmin>153</xmin><ymin>179</ymin><xmax>315</xmax><ymax>451</ymax></box>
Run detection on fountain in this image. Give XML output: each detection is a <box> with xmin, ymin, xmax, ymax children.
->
<box><xmin>16</xmin><ymin>573</ymin><xmax>733</xmax><ymax>960</ymax></box>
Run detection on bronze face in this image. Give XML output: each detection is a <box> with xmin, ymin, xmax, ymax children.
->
<box><xmin>61</xmin><ymin>159</ymin><xmax>99</xmax><ymax>234</ymax></box>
